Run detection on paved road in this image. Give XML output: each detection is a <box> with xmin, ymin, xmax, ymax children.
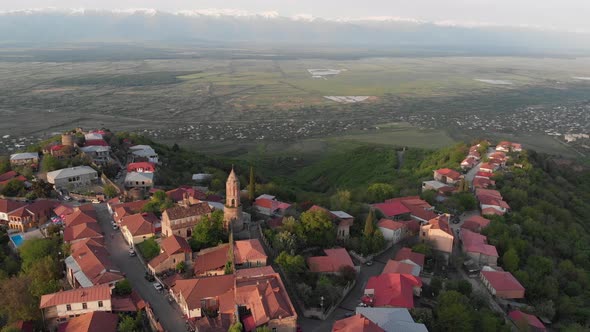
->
<box><xmin>298</xmin><ymin>241</ymin><xmax>408</xmax><ymax>332</ymax></box>
<box><xmin>94</xmin><ymin>204</ymin><xmax>187</xmax><ymax>332</ymax></box>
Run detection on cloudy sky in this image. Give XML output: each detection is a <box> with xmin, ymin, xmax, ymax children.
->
<box><xmin>2</xmin><ymin>0</ymin><xmax>589</xmax><ymax>32</ymax></box>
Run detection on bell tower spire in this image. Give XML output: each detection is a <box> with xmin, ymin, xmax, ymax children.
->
<box><xmin>224</xmin><ymin>166</ymin><xmax>243</xmax><ymax>231</ymax></box>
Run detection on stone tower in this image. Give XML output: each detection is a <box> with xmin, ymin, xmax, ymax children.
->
<box><xmin>224</xmin><ymin>167</ymin><xmax>243</xmax><ymax>231</ymax></box>
<box><xmin>61</xmin><ymin>133</ymin><xmax>74</xmax><ymax>147</ymax></box>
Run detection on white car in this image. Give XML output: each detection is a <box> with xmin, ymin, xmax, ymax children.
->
<box><xmin>153</xmin><ymin>282</ymin><xmax>163</xmax><ymax>291</ymax></box>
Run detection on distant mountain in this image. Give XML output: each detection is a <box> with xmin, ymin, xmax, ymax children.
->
<box><xmin>1</xmin><ymin>9</ymin><xmax>590</xmax><ymax>53</ymax></box>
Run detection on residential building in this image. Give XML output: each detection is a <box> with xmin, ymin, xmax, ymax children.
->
<box><xmin>84</xmin><ymin>139</ymin><xmax>109</xmax><ymax>147</ymax></box>
<box><xmin>394</xmin><ymin>248</ymin><xmax>425</xmax><ymax>272</ymax></box>
<box><xmin>0</xmin><ymin>199</ymin><xmax>27</xmax><ymax>223</ymax></box>
<box><xmin>433</xmin><ymin>168</ymin><xmax>462</xmax><ymax>185</ymax></box>
<box><xmin>9</xmin><ymin>152</ymin><xmax>39</xmax><ymax>167</ymax></box>
<box><xmin>108</xmin><ymin>199</ymin><xmax>149</xmax><ymax>219</ymax></box>
<box><xmin>307</xmin><ymin>248</ymin><xmax>355</xmax><ymax>274</ymax></box>
<box><xmin>57</xmin><ymin>311</ymin><xmax>118</xmax><ymax>332</ymax></box>
<box><xmin>419</xmin><ymin>215</ymin><xmax>454</xmax><ymax>259</ymax></box>
<box><xmin>79</xmin><ymin>146</ymin><xmax>110</xmax><ymax>165</ymax></box>
<box><xmin>382</xmin><ymin>260</ymin><xmax>420</xmax><ymax>277</ymax></box>
<box><xmin>372</xmin><ymin>201</ymin><xmax>410</xmax><ymax>220</ymax></box>
<box><xmin>356</xmin><ymin>307</ymin><xmax>429</xmax><ymax>332</ymax></box>
<box><xmin>161</xmin><ymin>202</ymin><xmax>212</xmax><ymax>238</ymax></box>
<box><xmin>476</xmin><ymin>189</ymin><xmax>510</xmax><ymax>215</ymax></box>
<box><xmin>8</xmin><ymin>206</ymin><xmax>33</xmax><ymax>232</ymax></box>
<box><xmin>46</xmin><ymin>166</ymin><xmax>98</xmax><ymax>190</ymax></box>
<box><xmin>47</xmin><ymin>144</ymin><xmax>76</xmax><ymax>160</ymax></box>
<box><xmin>127</xmin><ymin>162</ymin><xmax>156</xmax><ymax>173</ymax></box>
<box><xmin>508</xmin><ymin>310</ymin><xmax>546</xmax><ymax>332</ymax></box>
<box><xmin>308</xmin><ymin>205</ymin><xmax>354</xmax><ymax>240</ymax></box>
<box><xmin>148</xmin><ymin>235</ymin><xmax>192</xmax><ymax>274</ymax></box>
<box><xmin>377</xmin><ymin>219</ymin><xmax>406</xmax><ymax>243</ymax></box>
<box><xmin>460</xmin><ymin>157</ymin><xmax>478</xmax><ymax>170</ymax></box>
<box><xmin>39</xmin><ymin>285</ymin><xmax>112</xmax><ymax>328</ymax></box>
<box><xmin>65</xmin><ymin>239</ymin><xmax>124</xmax><ymax>288</ymax></box>
<box><xmin>166</xmin><ymin>186</ymin><xmax>207</xmax><ymax>205</ymax></box>
<box><xmin>193</xmin><ymin>243</ymin><xmax>230</xmax><ymax>277</ymax></box>
<box><xmin>171</xmin><ymin>274</ymin><xmax>235</xmax><ymax>319</ymax></box>
<box><xmin>461</xmin><ymin>215</ymin><xmax>491</xmax><ymax>233</ymax></box>
<box><xmin>84</xmin><ymin>132</ymin><xmax>103</xmax><ymax>141</ymax></box>
<box><xmin>363</xmin><ymin>273</ymin><xmax>422</xmax><ymax>309</ymax></box>
<box><xmin>253</xmin><ymin>194</ymin><xmax>292</xmax><ymax>217</ymax></box>
<box><xmin>332</xmin><ymin>314</ymin><xmax>384</xmax><ymax>332</ymax></box>
<box><xmin>120</xmin><ymin>212</ymin><xmax>158</xmax><ymax>245</ymax></box>
<box><xmin>479</xmin><ymin>162</ymin><xmax>497</xmax><ymax>173</ymax></box>
<box><xmin>124</xmin><ymin>172</ymin><xmax>154</xmax><ymax>190</ymax></box>
<box><xmin>472</xmin><ymin>177</ymin><xmax>495</xmax><ymax>189</ymax></box>
<box><xmin>234</xmin><ymin>239</ymin><xmax>267</xmax><ymax>268</ymax></box>
<box><xmin>460</xmin><ymin>229</ymin><xmax>498</xmax><ymax>266</ymax></box>
<box><xmin>480</xmin><ymin>269</ymin><xmax>525</xmax><ymax>299</ymax></box>
<box><xmin>63</xmin><ymin>222</ymin><xmax>103</xmax><ymax>244</ymax></box>
<box><xmin>129</xmin><ymin>145</ymin><xmax>159</xmax><ymax>163</ymax></box>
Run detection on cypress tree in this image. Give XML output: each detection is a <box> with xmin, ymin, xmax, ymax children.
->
<box><xmin>364</xmin><ymin>209</ymin><xmax>375</xmax><ymax>238</ymax></box>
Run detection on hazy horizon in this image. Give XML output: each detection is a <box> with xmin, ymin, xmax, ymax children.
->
<box><xmin>2</xmin><ymin>0</ymin><xmax>590</xmax><ymax>33</ymax></box>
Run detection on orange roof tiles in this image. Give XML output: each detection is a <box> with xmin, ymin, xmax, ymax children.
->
<box><xmin>63</xmin><ymin>222</ymin><xmax>103</xmax><ymax>243</ymax></box>
<box><xmin>481</xmin><ymin>270</ymin><xmax>525</xmax><ymax>297</ymax></box>
<box><xmin>435</xmin><ymin>168</ymin><xmax>461</xmax><ymax>180</ymax></box>
<box><xmin>307</xmin><ymin>248</ymin><xmax>354</xmax><ymax>273</ymax></box>
<box><xmin>120</xmin><ymin>212</ymin><xmax>157</xmax><ymax>236</ymax></box>
<box><xmin>161</xmin><ymin>234</ymin><xmax>192</xmax><ymax>255</ymax></box>
<box><xmin>40</xmin><ymin>284</ymin><xmax>111</xmax><ymax>308</ymax></box>
<box><xmin>172</xmin><ymin>275</ymin><xmax>235</xmax><ymax>310</ymax></box>
<box><xmin>235</xmin><ymin>274</ymin><xmax>295</xmax><ymax>327</ymax></box>
<box><xmin>64</xmin><ymin>210</ymin><xmax>97</xmax><ymax>227</ymax></box>
<box><xmin>58</xmin><ymin>311</ymin><xmax>118</xmax><ymax>332</ymax></box>
<box><xmin>164</xmin><ymin>202</ymin><xmax>211</xmax><ymax>220</ymax></box>
<box><xmin>377</xmin><ymin>218</ymin><xmax>406</xmax><ymax>231</ymax></box>
<box><xmin>382</xmin><ymin>260</ymin><xmax>416</xmax><ymax>275</ymax></box>
<box><xmin>234</xmin><ymin>239</ymin><xmax>267</xmax><ymax>265</ymax></box>
<box><xmin>0</xmin><ymin>199</ymin><xmax>27</xmax><ymax>214</ymax></box>
<box><xmin>394</xmin><ymin>248</ymin><xmax>425</xmax><ymax>268</ymax></box>
<box><xmin>332</xmin><ymin>314</ymin><xmax>385</xmax><ymax>332</ymax></box>
<box><xmin>365</xmin><ymin>273</ymin><xmax>422</xmax><ymax>308</ymax></box>
<box><xmin>193</xmin><ymin>244</ymin><xmax>229</xmax><ymax>275</ymax></box>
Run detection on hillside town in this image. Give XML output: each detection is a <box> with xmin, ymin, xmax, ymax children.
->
<box><xmin>0</xmin><ymin>128</ymin><xmax>552</xmax><ymax>332</ymax></box>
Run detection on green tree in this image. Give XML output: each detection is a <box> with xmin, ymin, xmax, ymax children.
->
<box><xmin>412</xmin><ymin>243</ymin><xmax>432</xmax><ymax>256</ymax></box>
<box><xmin>248</xmin><ymin>166</ymin><xmax>256</xmax><ymax>201</ymax></box>
<box><xmin>114</xmin><ymin>279</ymin><xmax>133</xmax><ymax>296</ymax></box>
<box><xmin>31</xmin><ymin>179</ymin><xmax>54</xmax><ymax>198</ymax></box>
<box><xmin>502</xmin><ymin>248</ymin><xmax>520</xmax><ymax>272</ymax></box>
<box><xmin>104</xmin><ymin>184</ymin><xmax>118</xmax><ymax>198</ymax></box>
<box><xmin>1</xmin><ymin>179</ymin><xmax>25</xmax><ymax>197</ymax></box>
<box><xmin>0</xmin><ymin>276</ymin><xmax>39</xmax><ymax>322</ymax></box>
<box><xmin>363</xmin><ymin>209</ymin><xmax>375</xmax><ymax>238</ymax></box>
<box><xmin>18</xmin><ymin>238</ymin><xmax>59</xmax><ymax>270</ymax></box>
<box><xmin>176</xmin><ymin>261</ymin><xmax>186</xmax><ymax>273</ymax></box>
<box><xmin>330</xmin><ymin>189</ymin><xmax>352</xmax><ymax>211</ymax></box>
<box><xmin>136</xmin><ymin>238</ymin><xmax>160</xmax><ymax>261</ymax></box>
<box><xmin>273</xmin><ymin>231</ymin><xmax>297</xmax><ymax>254</ymax></box>
<box><xmin>24</xmin><ymin>256</ymin><xmax>61</xmax><ymax>298</ymax></box>
<box><xmin>339</xmin><ymin>265</ymin><xmax>357</xmax><ymax>284</ymax></box>
<box><xmin>366</xmin><ymin>183</ymin><xmax>396</xmax><ymax>203</ymax></box>
<box><xmin>275</xmin><ymin>252</ymin><xmax>306</xmax><ymax>276</ymax></box>
<box><xmin>0</xmin><ymin>156</ymin><xmax>10</xmax><ymax>174</ymax></box>
<box><xmin>228</xmin><ymin>322</ymin><xmax>243</xmax><ymax>332</ymax></box>
<box><xmin>192</xmin><ymin>210</ymin><xmax>227</xmax><ymax>250</ymax></box>
<box><xmin>40</xmin><ymin>155</ymin><xmax>62</xmax><ymax>173</ymax></box>
<box><xmin>299</xmin><ymin>210</ymin><xmax>336</xmax><ymax>248</ymax></box>
<box><xmin>436</xmin><ymin>291</ymin><xmax>474</xmax><ymax>332</ymax></box>
<box><xmin>117</xmin><ymin>312</ymin><xmax>143</xmax><ymax>332</ymax></box>
<box><xmin>371</xmin><ymin>229</ymin><xmax>386</xmax><ymax>253</ymax></box>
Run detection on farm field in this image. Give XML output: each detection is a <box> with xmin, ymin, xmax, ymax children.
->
<box><xmin>0</xmin><ymin>45</ymin><xmax>589</xmax><ymax>156</ymax></box>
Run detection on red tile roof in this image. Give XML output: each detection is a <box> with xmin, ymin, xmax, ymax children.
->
<box><xmin>58</xmin><ymin>311</ymin><xmax>118</xmax><ymax>332</ymax></box>
<box><xmin>254</xmin><ymin>198</ymin><xmax>291</xmax><ymax>210</ymax></box>
<box><xmin>508</xmin><ymin>311</ymin><xmax>545</xmax><ymax>331</ymax></box>
<box><xmin>461</xmin><ymin>229</ymin><xmax>498</xmax><ymax>257</ymax></box>
<box><xmin>70</xmin><ymin>239</ymin><xmax>123</xmax><ymax>286</ymax></box>
<box><xmin>473</xmin><ymin>177</ymin><xmax>495</xmax><ymax>189</ymax></box>
<box><xmin>166</xmin><ymin>186</ymin><xmax>206</xmax><ymax>202</ymax></box>
<box><xmin>461</xmin><ymin>215</ymin><xmax>491</xmax><ymax>232</ymax></box>
<box><xmin>84</xmin><ymin>139</ymin><xmax>109</xmax><ymax>147</ymax></box>
<box><xmin>121</xmin><ymin>213</ymin><xmax>157</xmax><ymax>236</ymax></box>
<box><xmin>0</xmin><ymin>171</ymin><xmax>18</xmax><ymax>182</ymax></box>
<box><xmin>193</xmin><ymin>244</ymin><xmax>229</xmax><ymax>275</ymax></box>
<box><xmin>164</xmin><ymin>202</ymin><xmax>211</xmax><ymax>220</ymax></box>
<box><xmin>481</xmin><ymin>270</ymin><xmax>525</xmax><ymax>296</ymax></box>
<box><xmin>9</xmin><ymin>206</ymin><xmax>32</xmax><ymax>218</ymax></box>
<box><xmin>382</xmin><ymin>260</ymin><xmax>416</xmax><ymax>275</ymax></box>
<box><xmin>172</xmin><ymin>275</ymin><xmax>235</xmax><ymax>311</ymax></box>
<box><xmin>427</xmin><ymin>215</ymin><xmax>453</xmax><ymax>235</ymax></box>
<box><xmin>307</xmin><ymin>248</ymin><xmax>355</xmax><ymax>273</ymax></box>
<box><xmin>372</xmin><ymin>201</ymin><xmax>410</xmax><ymax>217</ymax></box>
<box><xmin>161</xmin><ymin>234</ymin><xmax>192</xmax><ymax>255</ymax></box>
<box><xmin>235</xmin><ymin>266</ymin><xmax>276</xmax><ymax>278</ymax></box>
<box><xmin>435</xmin><ymin>168</ymin><xmax>462</xmax><ymax>180</ymax></box>
<box><xmin>478</xmin><ymin>196</ymin><xmax>510</xmax><ymax>209</ymax></box>
<box><xmin>394</xmin><ymin>248</ymin><xmax>425</xmax><ymax>267</ymax></box>
<box><xmin>365</xmin><ymin>273</ymin><xmax>422</xmax><ymax>308</ymax></box>
<box><xmin>235</xmin><ymin>273</ymin><xmax>296</xmax><ymax>327</ymax></box>
<box><xmin>0</xmin><ymin>199</ymin><xmax>27</xmax><ymax>214</ymax></box>
<box><xmin>26</xmin><ymin>199</ymin><xmax>59</xmax><ymax>215</ymax></box>
<box><xmin>479</xmin><ymin>163</ymin><xmax>495</xmax><ymax>171</ymax></box>
<box><xmin>40</xmin><ymin>284</ymin><xmax>111</xmax><ymax>308</ymax></box>
<box><xmin>127</xmin><ymin>162</ymin><xmax>156</xmax><ymax>173</ymax></box>
<box><xmin>63</xmin><ymin>222</ymin><xmax>103</xmax><ymax>243</ymax></box>
<box><xmin>482</xmin><ymin>207</ymin><xmax>505</xmax><ymax>216</ymax></box>
<box><xmin>234</xmin><ymin>239</ymin><xmax>267</xmax><ymax>265</ymax></box>
<box><xmin>332</xmin><ymin>314</ymin><xmax>385</xmax><ymax>332</ymax></box>
<box><xmin>377</xmin><ymin>218</ymin><xmax>406</xmax><ymax>231</ymax></box>
<box><xmin>64</xmin><ymin>210</ymin><xmax>97</xmax><ymax>227</ymax></box>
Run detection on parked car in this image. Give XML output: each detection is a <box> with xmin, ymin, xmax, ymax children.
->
<box><xmin>144</xmin><ymin>273</ymin><xmax>155</xmax><ymax>282</ymax></box>
<box><xmin>153</xmin><ymin>282</ymin><xmax>163</xmax><ymax>291</ymax></box>
<box><xmin>129</xmin><ymin>249</ymin><xmax>136</xmax><ymax>257</ymax></box>
<box><xmin>365</xmin><ymin>260</ymin><xmax>374</xmax><ymax>266</ymax></box>
<box><xmin>112</xmin><ymin>224</ymin><xmax>119</xmax><ymax>230</ymax></box>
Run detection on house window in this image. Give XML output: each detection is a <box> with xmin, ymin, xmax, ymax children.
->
<box><xmin>82</xmin><ymin>303</ymin><xmax>87</xmax><ymax>309</ymax></box>
<box><xmin>422</xmin><ymin>232</ymin><xmax>426</xmax><ymax>236</ymax></box>
<box><xmin>98</xmin><ymin>301</ymin><xmax>103</xmax><ymax>308</ymax></box>
<box><xmin>66</xmin><ymin>304</ymin><xmax>71</xmax><ymax>311</ymax></box>
<box><xmin>272</xmin><ymin>328</ymin><xmax>277</xmax><ymax>332</ymax></box>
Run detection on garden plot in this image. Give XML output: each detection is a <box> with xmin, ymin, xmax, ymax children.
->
<box><xmin>307</xmin><ymin>68</ymin><xmax>342</xmax><ymax>78</ymax></box>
